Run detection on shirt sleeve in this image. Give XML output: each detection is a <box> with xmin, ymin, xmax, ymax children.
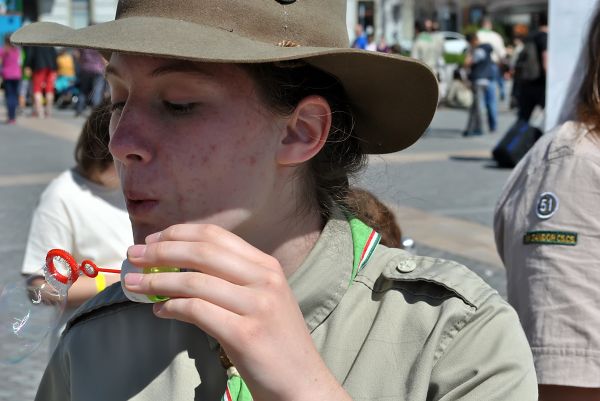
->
<box><xmin>498</xmin><ymin>151</ymin><xmax>600</xmax><ymax>386</ymax></box>
<box><xmin>429</xmin><ymin>294</ymin><xmax>538</xmax><ymax>400</ymax></box>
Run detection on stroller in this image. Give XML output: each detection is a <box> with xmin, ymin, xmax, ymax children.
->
<box><xmin>54</xmin><ymin>75</ymin><xmax>79</xmax><ymax>109</ymax></box>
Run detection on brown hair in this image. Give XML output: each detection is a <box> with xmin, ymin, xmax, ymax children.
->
<box><xmin>74</xmin><ymin>101</ymin><xmax>113</xmax><ymax>178</ymax></box>
<box><xmin>576</xmin><ymin>6</ymin><xmax>600</xmax><ymax>132</ymax></box>
<box><xmin>242</xmin><ymin>61</ymin><xmax>368</xmax><ymax>220</ymax></box>
<box><xmin>345</xmin><ymin>188</ymin><xmax>403</xmax><ymax>248</ymax></box>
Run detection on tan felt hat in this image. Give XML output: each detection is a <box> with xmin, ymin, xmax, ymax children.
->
<box><xmin>12</xmin><ymin>0</ymin><xmax>438</xmax><ymax>154</ymax></box>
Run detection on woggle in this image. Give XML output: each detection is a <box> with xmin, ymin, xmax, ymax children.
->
<box><xmin>120</xmin><ymin>260</ymin><xmax>180</xmax><ymax>303</ymax></box>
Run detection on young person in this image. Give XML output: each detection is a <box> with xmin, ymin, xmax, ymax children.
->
<box><xmin>1</xmin><ymin>34</ymin><xmax>22</xmax><ymax>124</ymax></box>
<box><xmin>13</xmin><ymin>1</ymin><xmax>536</xmax><ymax>400</ymax></box>
<box><xmin>463</xmin><ymin>33</ymin><xmax>495</xmax><ymax>136</ymax></box>
<box><xmin>495</xmin><ymin>6</ymin><xmax>600</xmax><ymax>400</ymax></box>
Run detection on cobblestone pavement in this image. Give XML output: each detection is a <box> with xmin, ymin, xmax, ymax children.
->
<box><xmin>0</xmin><ymin>100</ymin><xmax>519</xmax><ymax>399</ymax></box>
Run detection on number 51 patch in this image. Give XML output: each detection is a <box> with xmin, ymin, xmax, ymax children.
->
<box><xmin>536</xmin><ymin>192</ymin><xmax>559</xmax><ymax>219</ymax></box>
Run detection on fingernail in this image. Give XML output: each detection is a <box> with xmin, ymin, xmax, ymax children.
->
<box><xmin>124</xmin><ymin>273</ymin><xmax>143</xmax><ymax>286</ymax></box>
<box><xmin>145</xmin><ymin>232</ymin><xmax>161</xmax><ymax>243</ymax></box>
<box><xmin>128</xmin><ymin>244</ymin><xmax>146</xmax><ymax>258</ymax></box>
<box><xmin>153</xmin><ymin>302</ymin><xmax>164</xmax><ymax>314</ymax></box>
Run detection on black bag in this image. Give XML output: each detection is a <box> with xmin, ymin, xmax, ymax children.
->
<box><xmin>492</xmin><ymin>120</ymin><xmax>543</xmax><ymax>168</ymax></box>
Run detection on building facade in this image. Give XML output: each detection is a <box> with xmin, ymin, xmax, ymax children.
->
<box><xmin>34</xmin><ymin>0</ymin><xmax>117</xmax><ymax>26</ymax></box>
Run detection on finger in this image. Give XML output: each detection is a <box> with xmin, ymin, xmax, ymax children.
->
<box><xmin>144</xmin><ymin>224</ymin><xmax>278</xmax><ymax>269</ymax></box>
<box><xmin>152</xmin><ymin>297</ymin><xmax>241</xmax><ymax>344</ymax></box>
<box><xmin>127</xmin><ymin>240</ymin><xmax>267</xmax><ymax>285</ymax></box>
<box><xmin>123</xmin><ymin>271</ymin><xmax>254</xmax><ymax>315</ymax></box>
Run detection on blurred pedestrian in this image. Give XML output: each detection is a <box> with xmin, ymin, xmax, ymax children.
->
<box><xmin>463</xmin><ymin>33</ymin><xmax>494</xmax><ymax>136</ymax></box>
<box><xmin>376</xmin><ymin>37</ymin><xmax>390</xmax><ymax>53</ymax></box>
<box><xmin>445</xmin><ymin>67</ymin><xmax>473</xmax><ymax>109</ymax></box>
<box><xmin>18</xmin><ymin>47</ymin><xmax>32</xmax><ymax>111</ymax></box>
<box><xmin>25</xmin><ymin>45</ymin><xmax>57</xmax><ymax>118</ymax></box>
<box><xmin>478</xmin><ymin>16</ymin><xmax>507</xmax><ymax>105</ymax></box>
<box><xmin>411</xmin><ymin>19</ymin><xmax>444</xmax><ymax>75</ymax></box>
<box><xmin>495</xmin><ymin>5</ymin><xmax>600</xmax><ymax>400</ymax></box>
<box><xmin>514</xmin><ymin>13</ymin><xmax>548</xmax><ymax>124</ymax></box>
<box><xmin>55</xmin><ymin>48</ymin><xmax>77</xmax><ymax>108</ymax></box>
<box><xmin>508</xmin><ymin>26</ymin><xmax>528</xmax><ymax>110</ymax></box>
<box><xmin>21</xmin><ymin>102</ymin><xmax>132</xmax><ymax>352</ymax></box>
<box><xmin>351</xmin><ymin>23</ymin><xmax>367</xmax><ymax>49</ymax></box>
<box><xmin>0</xmin><ymin>34</ymin><xmax>22</xmax><ymax>124</ymax></box>
<box><xmin>74</xmin><ymin>48</ymin><xmax>107</xmax><ymax>117</ymax></box>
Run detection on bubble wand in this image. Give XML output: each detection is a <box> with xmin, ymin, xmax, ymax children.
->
<box><xmin>0</xmin><ymin>249</ymin><xmax>121</xmax><ymax>364</ymax></box>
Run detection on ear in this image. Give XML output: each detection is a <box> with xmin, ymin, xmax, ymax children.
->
<box><xmin>276</xmin><ymin>95</ymin><xmax>332</xmax><ymax>166</ymax></box>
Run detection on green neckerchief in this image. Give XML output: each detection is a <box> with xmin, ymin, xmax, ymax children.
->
<box><xmin>221</xmin><ymin>217</ymin><xmax>381</xmax><ymax>401</ymax></box>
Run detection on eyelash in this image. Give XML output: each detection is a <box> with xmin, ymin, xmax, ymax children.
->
<box><xmin>109</xmin><ymin>101</ymin><xmax>197</xmax><ymax>115</ymax></box>
<box><xmin>163</xmin><ymin>101</ymin><xmax>196</xmax><ymax>115</ymax></box>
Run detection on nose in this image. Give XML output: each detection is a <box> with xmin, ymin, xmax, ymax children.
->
<box><xmin>109</xmin><ymin>108</ymin><xmax>153</xmax><ymax>166</ymax></box>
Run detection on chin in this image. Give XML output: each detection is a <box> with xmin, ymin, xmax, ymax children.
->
<box><xmin>132</xmin><ymin>223</ymin><xmax>160</xmax><ymax>244</ymax></box>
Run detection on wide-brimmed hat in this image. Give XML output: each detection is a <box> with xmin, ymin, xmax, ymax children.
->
<box><xmin>12</xmin><ymin>0</ymin><xmax>438</xmax><ymax>154</ymax></box>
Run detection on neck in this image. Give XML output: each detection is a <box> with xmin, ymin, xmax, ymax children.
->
<box><xmin>240</xmin><ymin>206</ymin><xmax>323</xmax><ymax>278</ymax></box>
<box><xmin>236</xmin><ymin>173</ymin><xmax>324</xmax><ymax>278</ymax></box>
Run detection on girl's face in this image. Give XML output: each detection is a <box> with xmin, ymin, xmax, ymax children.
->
<box><xmin>106</xmin><ymin>54</ymin><xmax>287</xmax><ymax>244</ymax></box>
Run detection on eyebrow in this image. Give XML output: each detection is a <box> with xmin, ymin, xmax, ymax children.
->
<box><xmin>105</xmin><ymin>60</ymin><xmax>215</xmax><ymax>80</ymax></box>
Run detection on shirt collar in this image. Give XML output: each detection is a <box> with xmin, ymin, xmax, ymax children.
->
<box><xmin>288</xmin><ymin>208</ymin><xmax>354</xmax><ymax>332</ymax></box>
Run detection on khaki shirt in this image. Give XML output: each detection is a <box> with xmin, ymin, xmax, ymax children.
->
<box><xmin>36</xmin><ymin>214</ymin><xmax>536</xmax><ymax>400</ymax></box>
<box><xmin>495</xmin><ymin>121</ymin><xmax>600</xmax><ymax>387</ymax></box>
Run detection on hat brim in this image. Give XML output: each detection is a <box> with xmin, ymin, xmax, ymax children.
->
<box><xmin>12</xmin><ymin>18</ymin><xmax>438</xmax><ymax>154</ymax></box>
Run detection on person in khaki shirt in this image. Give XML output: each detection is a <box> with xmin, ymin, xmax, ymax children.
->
<box><xmin>13</xmin><ymin>1</ymin><xmax>536</xmax><ymax>400</ymax></box>
<box><xmin>495</xmin><ymin>7</ymin><xmax>600</xmax><ymax>400</ymax></box>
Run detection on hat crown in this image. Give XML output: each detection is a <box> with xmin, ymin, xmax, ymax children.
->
<box><xmin>115</xmin><ymin>0</ymin><xmax>349</xmax><ymax>48</ymax></box>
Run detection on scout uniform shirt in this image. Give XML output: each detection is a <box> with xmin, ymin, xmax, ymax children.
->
<box><xmin>495</xmin><ymin>120</ymin><xmax>600</xmax><ymax>387</ymax></box>
<box><xmin>36</xmin><ymin>213</ymin><xmax>537</xmax><ymax>400</ymax></box>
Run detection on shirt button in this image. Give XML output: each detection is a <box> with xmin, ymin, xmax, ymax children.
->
<box><xmin>396</xmin><ymin>260</ymin><xmax>416</xmax><ymax>273</ymax></box>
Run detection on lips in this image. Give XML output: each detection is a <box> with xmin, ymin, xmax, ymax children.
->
<box><xmin>123</xmin><ymin>190</ymin><xmax>159</xmax><ymax>216</ymax></box>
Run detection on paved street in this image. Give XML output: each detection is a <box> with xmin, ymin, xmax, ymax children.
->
<box><xmin>0</xmin><ymin>100</ymin><xmax>518</xmax><ymax>399</ymax></box>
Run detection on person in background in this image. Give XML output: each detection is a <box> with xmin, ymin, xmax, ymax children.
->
<box><xmin>365</xmin><ymin>33</ymin><xmax>377</xmax><ymax>51</ymax></box>
<box><xmin>495</xmin><ymin>6</ymin><xmax>600</xmax><ymax>400</ymax></box>
<box><xmin>54</xmin><ymin>47</ymin><xmax>77</xmax><ymax>108</ymax></box>
<box><xmin>18</xmin><ymin>46</ymin><xmax>32</xmax><ymax>112</ymax></box>
<box><xmin>74</xmin><ymin>47</ymin><xmax>107</xmax><ymax>117</ymax></box>
<box><xmin>463</xmin><ymin>33</ymin><xmax>494</xmax><ymax>136</ymax></box>
<box><xmin>508</xmin><ymin>25</ymin><xmax>528</xmax><ymax>110</ymax></box>
<box><xmin>514</xmin><ymin>12</ymin><xmax>548</xmax><ymax>124</ymax></box>
<box><xmin>376</xmin><ymin>37</ymin><xmax>390</xmax><ymax>54</ymax></box>
<box><xmin>21</xmin><ymin>102</ymin><xmax>133</xmax><ymax>352</ymax></box>
<box><xmin>351</xmin><ymin>23</ymin><xmax>368</xmax><ymax>50</ymax></box>
<box><xmin>445</xmin><ymin>66</ymin><xmax>473</xmax><ymax>109</ymax></box>
<box><xmin>411</xmin><ymin>18</ymin><xmax>444</xmax><ymax>75</ymax></box>
<box><xmin>0</xmin><ymin>34</ymin><xmax>22</xmax><ymax>124</ymax></box>
<box><xmin>345</xmin><ymin>188</ymin><xmax>402</xmax><ymax>248</ymax></box>
<box><xmin>25</xmin><ymin>45</ymin><xmax>58</xmax><ymax>118</ymax></box>
<box><xmin>478</xmin><ymin>16</ymin><xmax>507</xmax><ymax>104</ymax></box>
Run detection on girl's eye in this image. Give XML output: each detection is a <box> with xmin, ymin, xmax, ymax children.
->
<box><xmin>164</xmin><ymin>101</ymin><xmax>196</xmax><ymax>115</ymax></box>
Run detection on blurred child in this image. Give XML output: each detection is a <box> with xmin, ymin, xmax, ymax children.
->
<box><xmin>1</xmin><ymin>34</ymin><xmax>22</xmax><ymax>124</ymax></box>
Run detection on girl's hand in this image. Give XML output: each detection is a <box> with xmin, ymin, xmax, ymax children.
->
<box><xmin>123</xmin><ymin>224</ymin><xmax>350</xmax><ymax>401</ymax></box>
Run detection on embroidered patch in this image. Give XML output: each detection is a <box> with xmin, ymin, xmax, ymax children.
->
<box><xmin>536</xmin><ymin>192</ymin><xmax>559</xmax><ymax>219</ymax></box>
<box><xmin>523</xmin><ymin>231</ymin><xmax>578</xmax><ymax>246</ymax></box>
